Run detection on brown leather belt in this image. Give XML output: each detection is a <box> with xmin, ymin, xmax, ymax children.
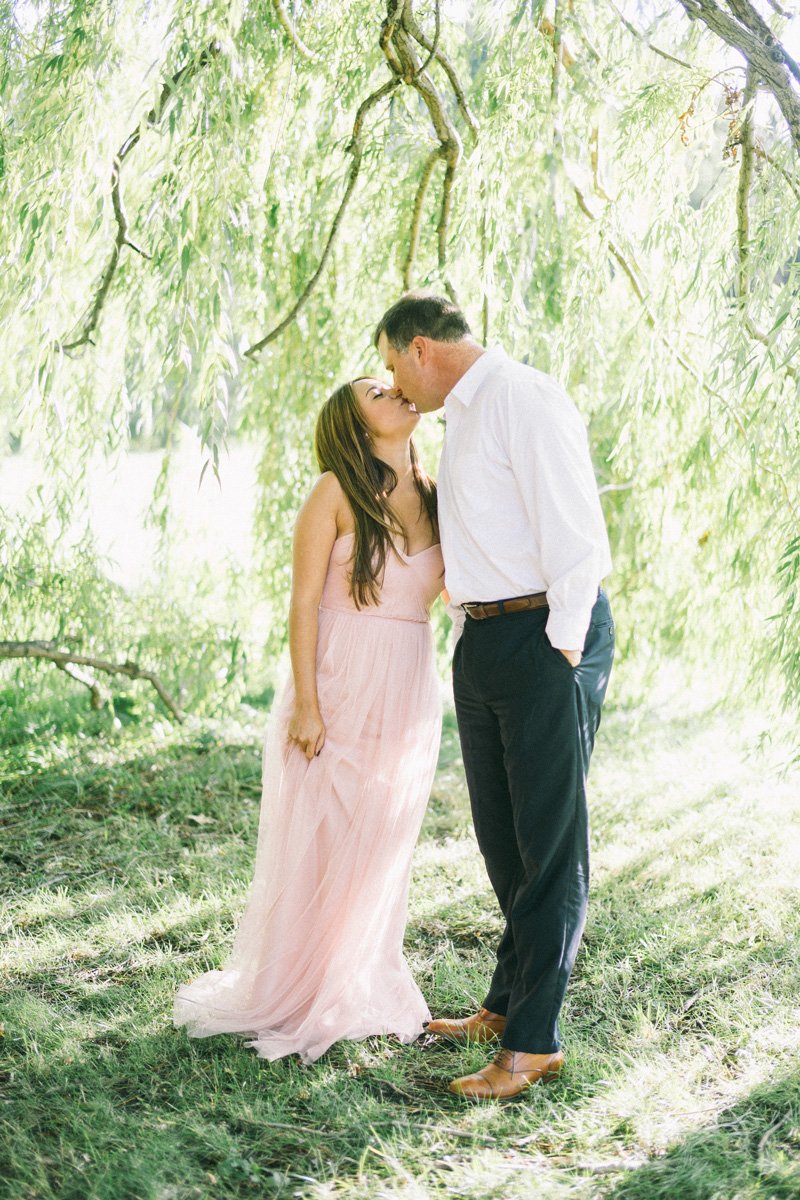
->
<box><xmin>463</xmin><ymin>592</ymin><xmax>548</xmax><ymax>620</ymax></box>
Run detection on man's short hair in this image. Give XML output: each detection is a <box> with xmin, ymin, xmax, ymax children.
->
<box><xmin>374</xmin><ymin>291</ymin><xmax>471</xmax><ymax>352</ymax></box>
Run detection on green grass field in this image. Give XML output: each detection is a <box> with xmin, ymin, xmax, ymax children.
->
<box><xmin>1</xmin><ymin>686</ymin><xmax>799</xmax><ymax>1200</ymax></box>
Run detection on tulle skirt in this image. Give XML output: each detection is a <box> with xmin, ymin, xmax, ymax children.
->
<box><xmin>174</xmin><ymin>607</ymin><xmax>442</xmax><ymax>1063</ymax></box>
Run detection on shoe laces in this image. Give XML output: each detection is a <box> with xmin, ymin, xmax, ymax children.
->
<box><xmin>493</xmin><ymin>1047</ymin><xmax>516</xmax><ymax>1073</ymax></box>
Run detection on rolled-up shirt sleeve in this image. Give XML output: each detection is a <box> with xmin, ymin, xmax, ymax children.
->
<box><xmin>446</xmin><ymin>597</ymin><xmax>466</xmax><ymax>647</ymax></box>
<box><xmin>508</xmin><ymin>388</ymin><xmax>611</xmax><ymax>651</ymax></box>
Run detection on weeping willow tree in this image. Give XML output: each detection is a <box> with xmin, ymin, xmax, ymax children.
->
<box><xmin>1</xmin><ymin>0</ymin><xmax>799</xmax><ymax>715</ymax></box>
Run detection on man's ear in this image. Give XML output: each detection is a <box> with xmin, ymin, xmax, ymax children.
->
<box><xmin>411</xmin><ymin>335</ymin><xmax>428</xmax><ymax>365</ymax></box>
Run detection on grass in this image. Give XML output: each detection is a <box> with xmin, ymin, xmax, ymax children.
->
<box><xmin>1</xmin><ymin>682</ymin><xmax>800</xmax><ymax>1199</ymax></box>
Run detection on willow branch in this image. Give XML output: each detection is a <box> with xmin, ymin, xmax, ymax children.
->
<box><xmin>755</xmin><ymin>144</ymin><xmax>800</xmax><ymax>200</ymax></box>
<box><xmin>403</xmin><ymin>8</ymin><xmax>479</xmax><ymax>140</ymax></box>
<box><xmin>608</xmin><ymin>0</ymin><xmax>693</xmax><ymax>69</ymax></box>
<box><xmin>598</xmin><ymin>481</ymin><xmax>635</xmax><ymax>494</ymax></box>
<box><xmin>736</xmin><ymin>71</ymin><xmax>758</xmax><ymax>302</ymax></box>
<box><xmin>551</xmin><ymin>0</ymin><xmax>564</xmax><ymax>100</ymax></box>
<box><xmin>590</xmin><ymin>125</ymin><xmax>612</xmax><ymax>201</ymax></box>
<box><xmin>725</xmin><ymin>0</ymin><xmax>800</xmax><ymax>85</ymax></box>
<box><xmin>567</xmin><ymin>11</ymin><xmax>601</xmax><ymax>62</ymax></box>
<box><xmin>678</xmin><ymin>0</ymin><xmax>800</xmax><ymax>156</ymax></box>
<box><xmin>480</xmin><ymin>177</ymin><xmax>489</xmax><ymax>345</ymax></box>
<box><xmin>437</xmin><ymin>159</ymin><xmax>458</xmax><ymax>302</ymax></box>
<box><xmin>0</xmin><ymin>642</ymin><xmax>185</xmax><ymax>722</ymax></box>
<box><xmin>380</xmin><ymin>0</ymin><xmax>404</xmax><ymax>76</ymax></box>
<box><xmin>403</xmin><ymin>148</ymin><xmax>442</xmax><ymax>289</ymax></box>
<box><xmin>62</xmin><ymin>44</ymin><xmax>218</xmax><ymax>353</ymax></box>
<box><xmin>271</xmin><ymin>0</ymin><xmax>318</xmax><ymax>61</ymax></box>
<box><xmin>55</xmin><ymin>660</ymin><xmax>110</xmax><ymax>711</ymax></box>
<box><xmin>573</xmin><ymin>186</ymin><xmax>798</xmax><ymax>515</ymax></box>
<box><xmin>391</xmin><ymin>7</ymin><xmax>463</xmax><ymax>303</ymax></box>
<box><xmin>573</xmin><ymin>187</ymin><xmax>656</xmax><ymax>322</ymax></box>
<box><xmin>244</xmin><ymin>77</ymin><xmax>401</xmax><ymax>359</ymax></box>
<box><xmin>735</xmin><ymin>74</ymin><xmax>796</xmax><ymax>367</ymax></box>
<box><xmin>416</xmin><ymin>0</ymin><xmax>441</xmax><ymax>77</ymax></box>
<box><xmin>551</xmin><ymin>0</ymin><xmax>564</xmax><ymax>146</ymax></box>
<box><xmin>246</xmin><ymin>0</ymin><xmax>475</xmax><ymax>350</ymax></box>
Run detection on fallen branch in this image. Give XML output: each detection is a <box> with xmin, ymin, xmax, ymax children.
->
<box><xmin>271</xmin><ymin>0</ymin><xmax>318</xmax><ymax>61</ymax></box>
<box><xmin>0</xmin><ymin>641</ymin><xmax>184</xmax><ymax>722</ymax></box>
<box><xmin>62</xmin><ymin>44</ymin><xmax>219</xmax><ymax>353</ymax></box>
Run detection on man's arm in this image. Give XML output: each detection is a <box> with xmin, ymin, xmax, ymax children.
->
<box><xmin>508</xmin><ymin>382</ymin><xmax>611</xmax><ymax>658</ymax></box>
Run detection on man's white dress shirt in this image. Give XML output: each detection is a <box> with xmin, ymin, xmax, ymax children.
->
<box><xmin>438</xmin><ymin>347</ymin><xmax>612</xmax><ymax>650</ymax></box>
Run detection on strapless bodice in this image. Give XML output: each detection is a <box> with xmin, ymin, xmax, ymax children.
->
<box><xmin>320</xmin><ymin>533</ymin><xmax>444</xmax><ymax>623</ymax></box>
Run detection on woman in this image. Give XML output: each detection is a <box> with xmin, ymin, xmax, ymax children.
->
<box><xmin>174</xmin><ymin>377</ymin><xmax>444</xmax><ymax>1063</ymax></box>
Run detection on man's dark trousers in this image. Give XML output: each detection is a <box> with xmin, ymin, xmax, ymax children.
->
<box><xmin>453</xmin><ymin>590</ymin><xmax>614</xmax><ymax>1055</ymax></box>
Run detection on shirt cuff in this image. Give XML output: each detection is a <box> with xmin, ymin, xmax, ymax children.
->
<box><xmin>447</xmin><ymin>601</ymin><xmax>466</xmax><ymax>647</ymax></box>
<box><xmin>545</xmin><ymin>608</ymin><xmax>592</xmax><ymax>652</ymax></box>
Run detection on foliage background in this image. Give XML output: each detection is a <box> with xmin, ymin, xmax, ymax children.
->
<box><xmin>2</xmin><ymin>0</ymin><xmax>799</xmax><ymax>717</ymax></box>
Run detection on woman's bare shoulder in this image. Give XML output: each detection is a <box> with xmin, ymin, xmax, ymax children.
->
<box><xmin>298</xmin><ymin>468</ymin><xmax>340</xmax><ymax>506</ymax></box>
<box><xmin>298</xmin><ymin>472</ymin><xmax>353</xmax><ymax>533</ymax></box>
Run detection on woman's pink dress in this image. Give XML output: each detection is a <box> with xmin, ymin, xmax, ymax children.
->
<box><xmin>174</xmin><ymin>534</ymin><xmax>444</xmax><ymax>1064</ymax></box>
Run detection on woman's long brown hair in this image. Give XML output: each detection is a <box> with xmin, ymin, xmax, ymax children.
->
<box><xmin>314</xmin><ymin>381</ymin><xmax>438</xmax><ymax>608</ymax></box>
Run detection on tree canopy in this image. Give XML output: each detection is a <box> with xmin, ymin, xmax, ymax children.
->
<box><xmin>2</xmin><ymin>0</ymin><xmax>799</xmax><ymax>715</ymax></box>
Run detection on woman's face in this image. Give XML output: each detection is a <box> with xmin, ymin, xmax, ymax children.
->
<box><xmin>353</xmin><ymin>378</ymin><xmax>420</xmax><ymax>441</ymax></box>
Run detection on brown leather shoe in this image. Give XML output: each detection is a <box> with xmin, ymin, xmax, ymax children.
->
<box><xmin>426</xmin><ymin>1007</ymin><xmax>506</xmax><ymax>1045</ymax></box>
<box><xmin>448</xmin><ymin>1047</ymin><xmax>564</xmax><ymax>1100</ymax></box>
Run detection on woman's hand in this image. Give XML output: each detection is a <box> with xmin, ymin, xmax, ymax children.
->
<box><xmin>288</xmin><ymin>701</ymin><xmax>326</xmax><ymax>759</ymax></box>
<box><xmin>287</xmin><ymin>472</ymin><xmax>342</xmax><ymax>763</ymax></box>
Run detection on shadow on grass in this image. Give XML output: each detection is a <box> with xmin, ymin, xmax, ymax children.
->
<box><xmin>3</xmin><ymin>697</ymin><xmax>800</xmax><ymax>1198</ymax></box>
<box><xmin>0</xmin><ymin>727</ymin><xmax>263</xmax><ymax>902</ymax></box>
<box><xmin>0</xmin><ymin>1000</ymin><xmax>493</xmax><ymax>1200</ymax></box>
<box><xmin>605</xmin><ymin>1067</ymin><xmax>800</xmax><ymax>1200</ymax></box>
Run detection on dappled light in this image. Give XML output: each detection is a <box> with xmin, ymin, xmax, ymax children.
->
<box><xmin>3</xmin><ymin>0</ymin><xmax>800</xmax><ymax>1195</ymax></box>
<box><xmin>3</xmin><ymin>693</ymin><xmax>800</xmax><ymax>1196</ymax></box>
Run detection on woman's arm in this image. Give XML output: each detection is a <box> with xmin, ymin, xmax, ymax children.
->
<box><xmin>287</xmin><ymin>473</ymin><xmax>344</xmax><ymax>759</ymax></box>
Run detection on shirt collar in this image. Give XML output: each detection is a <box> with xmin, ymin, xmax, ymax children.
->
<box><xmin>445</xmin><ymin>345</ymin><xmax>507</xmax><ymax>410</ymax></box>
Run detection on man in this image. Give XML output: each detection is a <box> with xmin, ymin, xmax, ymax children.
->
<box><xmin>374</xmin><ymin>293</ymin><xmax>614</xmax><ymax>1100</ymax></box>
